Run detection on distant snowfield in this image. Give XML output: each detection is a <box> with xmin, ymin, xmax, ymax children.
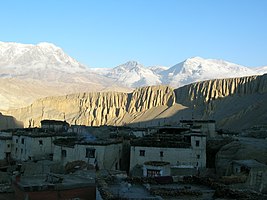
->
<box><xmin>0</xmin><ymin>41</ymin><xmax>266</xmax><ymax>110</ymax></box>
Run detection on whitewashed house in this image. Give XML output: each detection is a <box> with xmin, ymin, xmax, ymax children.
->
<box><xmin>11</xmin><ymin>129</ymin><xmax>74</xmax><ymax>161</ymax></box>
<box><xmin>130</xmin><ymin>127</ymin><xmax>206</xmax><ymax>177</ymax></box>
<box><xmin>53</xmin><ymin>138</ymin><xmax>123</xmax><ymax>170</ymax></box>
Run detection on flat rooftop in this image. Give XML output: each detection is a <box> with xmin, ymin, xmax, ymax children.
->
<box><xmin>180</xmin><ymin>119</ymin><xmax>216</xmax><ymax>124</ymax></box>
<box><xmin>53</xmin><ymin>137</ymin><xmax>122</xmax><ymax>147</ymax></box>
<box><xmin>12</xmin><ymin>128</ymin><xmax>76</xmax><ymax>138</ymax></box>
<box><xmin>15</xmin><ymin>171</ymin><xmax>95</xmax><ymax>191</ymax></box>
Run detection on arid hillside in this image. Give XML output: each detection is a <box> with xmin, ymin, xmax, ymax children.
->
<box><xmin>4</xmin><ymin>74</ymin><xmax>267</xmax><ymax>131</ymax></box>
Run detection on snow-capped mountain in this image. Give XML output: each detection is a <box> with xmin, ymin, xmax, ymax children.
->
<box><xmin>161</xmin><ymin>57</ymin><xmax>259</xmax><ymax>87</ymax></box>
<box><xmin>149</xmin><ymin>65</ymin><xmax>169</xmax><ymax>74</ymax></box>
<box><xmin>102</xmin><ymin>57</ymin><xmax>266</xmax><ymax>88</ymax></box>
<box><xmin>0</xmin><ymin>41</ymin><xmax>86</xmax><ymax>73</ymax></box>
<box><xmin>255</xmin><ymin>66</ymin><xmax>267</xmax><ymax>74</ymax></box>
<box><xmin>0</xmin><ymin>42</ymin><xmax>129</xmax><ymax>110</ymax></box>
<box><xmin>104</xmin><ymin>61</ymin><xmax>162</xmax><ymax>87</ymax></box>
<box><xmin>0</xmin><ymin>41</ymin><xmax>267</xmax><ymax>110</ymax></box>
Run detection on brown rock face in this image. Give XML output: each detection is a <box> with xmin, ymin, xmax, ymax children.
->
<box><xmin>175</xmin><ymin>74</ymin><xmax>267</xmax><ymax>105</ymax></box>
<box><xmin>174</xmin><ymin>74</ymin><xmax>267</xmax><ymax>130</ymax></box>
<box><xmin>6</xmin><ymin>85</ymin><xmax>175</xmax><ymax>128</ymax></box>
<box><xmin>4</xmin><ymin>74</ymin><xmax>267</xmax><ymax>130</ymax></box>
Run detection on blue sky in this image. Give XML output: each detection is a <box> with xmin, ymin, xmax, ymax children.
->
<box><xmin>0</xmin><ymin>0</ymin><xmax>266</xmax><ymax>68</ymax></box>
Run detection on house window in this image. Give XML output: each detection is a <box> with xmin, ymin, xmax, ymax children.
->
<box><xmin>15</xmin><ymin>148</ymin><xmax>18</xmax><ymax>153</ymax></box>
<box><xmin>195</xmin><ymin>140</ymin><xmax>200</xmax><ymax>147</ymax></box>
<box><xmin>197</xmin><ymin>154</ymin><xmax>200</xmax><ymax>159</ymax></box>
<box><xmin>21</xmin><ymin>138</ymin><xmax>24</xmax><ymax>144</ymax></box>
<box><xmin>61</xmin><ymin>150</ymin><xmax>67</xmax><ymax>157</ymax></box>
<box><xmin>86</xmin><ymin>148</ymin><xmax>95</xmax><ymax>158</ymax></box>
<box><xmin>16</xmin><ymin>139</ymin><xmax>18</xmax><ymax>143</ymax></box>
<box><xmin>7</xmin><ymin>144</ymin><xmax>10</xmax><ymax>148</ymax></box>
<box><xmin>21</xmin><ymin>149</ymin><xmax>23</xmax><ymax>154</ymax></box>
<box><xmin>39</xmin><ymin>140</ymin><xmax>43</xmax><ymax>145</ymax></box>
<box><xmin>139</xmin><ymin>150</ymin><xmax>145</xmax><ymax>156</ymax></box>
<box><xmin>160</xmin><ymin>151</ymin><xmax>164</xmax><ymax>157</ymax></box>
<box><xmin>147</xmin><ymin>169</ymin><xmax>161</xmax><ymax>177</ymax></box>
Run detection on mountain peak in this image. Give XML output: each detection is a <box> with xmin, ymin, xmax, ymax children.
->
<box><xmin>36</xmin><ymin>42</ymin><xmax>60</xmax><ymax>50</ymax></box>
<box><xmin>122</xmin><ymin>60</ymin><xmax>142</xmax><ymax>67</ymax></box>
<box><xmin>0</xmin><ymin>41</ymin><xmax>85</xmax><ymax>72</ymax></box>
<box><xmin>185</xmin><ymin>56</ymin><xmax>205</xmax><ymax>62</ymax></box>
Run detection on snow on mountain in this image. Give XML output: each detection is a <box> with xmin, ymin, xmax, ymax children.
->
<box><xmin>255</xmin><ymin>66</ymin><xmax>267</xmax><ymax>75</ymax></box>
<box><xmin>105</xmin><ymin>61</ymin><xmax>162</xmax><ymax>87</ymax></box>
<box><xmin>0</xmin><ymin>41</ymin><xmax>130</xmax><ymax>110</ymax></box>
<box><xmin>161</xmin><ymin>57</ymin><xmax>258</xmax><ymax>87</ymax></box>
<box><xmin>1</xmin><ymin>41</ymin><xmax>267</xmax><ymax>102</ymax></box>
<box><xmin>104</xmin><ymin>57</ymin><xmax>265</xmax><ymax>88</ymax></box>
<box><xmin>0</xmin><ymin>41</ymin><xmax>86</xmax><ymax>73</ymax></box>
<box><xmin>149</xmin><ymin>65</ymin><xmax>169</xmax><ymax>74</ymax></box>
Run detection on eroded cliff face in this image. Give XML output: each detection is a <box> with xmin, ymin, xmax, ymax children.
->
<box><xmin>6</xmin><ymin>85</ymin><xmax>176</xmax><ymax>127</ymax></box>
<box><xmin>5</xmin><ymin>74</ymin><xmax>267</xmax><ymax>130</ymax></box>
<box><xmin>175</xmin><ymin>74</ymin><xmax>267</xmax><ymax>105</ymax></box>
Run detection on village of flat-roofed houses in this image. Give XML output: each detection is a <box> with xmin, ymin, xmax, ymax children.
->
<box><xmin>0</xmin><ymin>118</ymin><xmax>267</xmax><ymax>200</ymax></box>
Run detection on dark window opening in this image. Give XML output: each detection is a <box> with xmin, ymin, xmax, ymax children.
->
<box><xmin>86</xmin><ymin>148</ymin><xmax>95</xmax><ymax>158</ymax></box>
<box><xmin>140</xmin><ymin>150</ymin><xmax>145</xmax><ymax>156</ymax></box>
<box><xmin>160</xmin><ymin>151</ymin><xmax>164</xmax><ymax>157</ymax></box>
<box><xmin>197</xmin><ymin>154</ymin><xmax>200</xmax><ymax>159</ymax></box>
<box><xmin>61</xmin><ymin>150</ymin><xmax>67</xmax><ymax>157</ymax></box>
<box><xmin>21</xmin><ymin>138</ymin><xmax>24</xmax><ymax>144</ymax></box>
<box><xmin>196</xmin><ymin>140</ymin><xmax>200</xmax><ymax>147</ymax></box>
<box><xmin>39</xmin><ymin>140</ymin><xmax>43</xmax><ymax>145</ymax></box>
<box><xmin>115</xmin><ymin>162</ymin><xmax>118</xmax><ymax>170</ymax></box>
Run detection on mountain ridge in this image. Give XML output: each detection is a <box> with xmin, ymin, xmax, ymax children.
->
<box><xmin>0</xmin><ymin>41</ymin><xmax>267</xmax><ymax>111</ymax></box>
<box><xmin>4</xmin><ymin>74</ymin><xmax>267</xmax><ymax>131</ymax></box>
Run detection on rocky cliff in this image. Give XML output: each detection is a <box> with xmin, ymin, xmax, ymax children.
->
<box><xmin>4</xmin><ymin>74</ymin><xmax>267</xmax><ymax>130</ymax></box>
<box><xmin>5</xmin><ymin>85</ymin><xmax>176</xmax><ymax>128</ymax></box>
<box><xmin>174</xmin><ymin>74</ymin><xmax>267</xmax><ymax>130</ymax></box>
<box><xmin>174</xmin><ymin>74</ymin><xmax>267</xmax><ymax>105</ymax></box>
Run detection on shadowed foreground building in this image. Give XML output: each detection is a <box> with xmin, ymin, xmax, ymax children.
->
<box><xmin>229</xmin><ymin>160</ymin><xmax>267</xmax><ymax>193</ymax></box>
<box><xmin>11</xmin><ymin>129</ymin><xmax>74</xmax><ymax>162</ymax></box>
<box><xmin>130</xmin><ymin>127</ymin><xmax>206</xmax><ymax>177</ymax></box>
<box><xmin>0</xmin><ymin>132</ymin><xmax>12</xmax><ymax>162</ymax></box>
<box><xmin>13</xmin><ymin>171</ymin><xmax>96</xmax><ymax>200</ymax></box>
<box><xmin>53</xmin><ymin>138</ymin><xmax>123</xmax><ymax>170</ymax></box>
